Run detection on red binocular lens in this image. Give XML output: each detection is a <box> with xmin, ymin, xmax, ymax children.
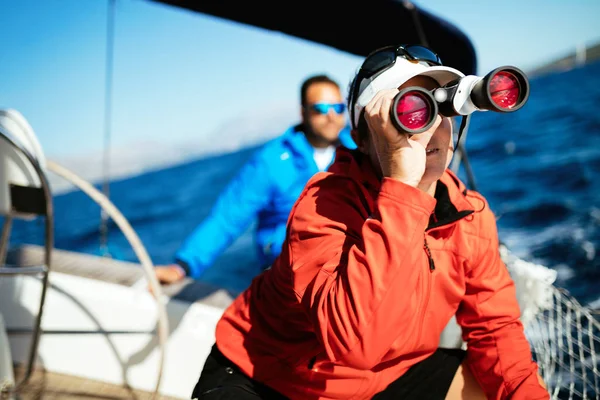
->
<box><xmin>391</xmin><ymin>87</ymin><xmax>438</xmax><ymax>134</ymax></box>
<box><xmin>471</xmin><ymin>67</ymin><xmax>529</xmax><ymax>112</ymax></box>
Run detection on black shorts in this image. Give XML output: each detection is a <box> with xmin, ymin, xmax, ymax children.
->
<box><xmin>192</xmin><ymin>344</ymin><xmax>466</xmax><ymax>399</ymax></box>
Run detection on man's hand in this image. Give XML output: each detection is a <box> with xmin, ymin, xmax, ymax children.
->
<box><xmin>148</xmin><ymin>264</ymin><xmax>186</xmax><ymax>294</ymax></box>
<box><xmin>155</xmin><ymin>264</ymin><xmax>186</xmax><ymax>284</ymax></box>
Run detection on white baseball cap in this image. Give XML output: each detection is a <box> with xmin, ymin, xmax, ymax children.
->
<box><xmin>351</xmin><ymin>57</ymin><xmax>465</xmax><ymax>129</ymax></box>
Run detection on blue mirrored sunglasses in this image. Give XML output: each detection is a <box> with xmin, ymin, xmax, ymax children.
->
<box><xmin>310</xmin><ymin>103</ymin><xmax>346</xmax><ymax>115</ymax></box>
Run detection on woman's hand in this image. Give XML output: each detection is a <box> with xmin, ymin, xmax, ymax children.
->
<box><xmin>363</xmin><ymin>88</ymin><xmax>442</xmax><ymax>187</ymax></box>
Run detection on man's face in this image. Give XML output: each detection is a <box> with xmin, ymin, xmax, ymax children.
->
<box><xmin>302</xmin><ymin>82</ymin><xmax>347</xmax><ymax>146</ymax></box>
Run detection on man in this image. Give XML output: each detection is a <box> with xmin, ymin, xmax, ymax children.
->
<box><xmin>154</xmin><ymin>74</ymin><xmax>354</xmax><ymax>284</ymax></box>
<box><xmin>191</xmin><ymin>45</ymin><xmax>548</xmax><ymax>399</ymax></box>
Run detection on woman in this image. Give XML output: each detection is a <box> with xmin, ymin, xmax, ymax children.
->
<box><xmin>191</xmin><ymin>44</ymin><xmax>549</xmax><ymax>400</ymax></box>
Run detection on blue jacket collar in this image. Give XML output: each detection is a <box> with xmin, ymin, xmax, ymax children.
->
<box><xmin>280</xmin><ymin>124</ymin><xmax>356</xmax><ymax>172</ymax></box>
<box><xmin>280</xmin><ymin>125</ymin><xmax>318</xmax><ymax>170</ymax></box>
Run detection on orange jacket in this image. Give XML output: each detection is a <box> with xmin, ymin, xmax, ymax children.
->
<box><xmin>215</xmin><ymin>148</ymin><xmax>548</xmax><ymax>400</ymax></box>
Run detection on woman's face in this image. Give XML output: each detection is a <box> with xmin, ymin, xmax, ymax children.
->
<box><xmin>362</xmin><ymin>75</ymin><xmax>454</xmax><ymax>186</ymax></box>
<box><xmin>405</xmin><ymin>76</ymin><xmax>454</xmax><ymax>186</ymax></box>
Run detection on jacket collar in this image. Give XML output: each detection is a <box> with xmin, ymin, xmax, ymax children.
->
<box><xmin>281</xmin><ymin>125</ymin><xmax>314</xmax><ymax>155</ymax></box>
<box><xmin>330</xmin><ymin>148</ymin><xmax>475</xmax><ymax>228</ymax></box>
<box><xmin>279</xmin><ymin>124</ymin><xmax>318</xmax><ymax>171</ymax></box>
<box><xmin>282</xmin><ymin>124</ymin><xmax>346</xmax><ymax>172</ymax></box>
<box><xmin>429</xmin><ymin>171</ymin><xmax>474</xmax><ymax>230</ymax></box>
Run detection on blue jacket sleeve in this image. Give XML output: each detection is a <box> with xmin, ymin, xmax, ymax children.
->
<box><xmin>175</xmin><ymin>150</ymin><xmax>273</xmax><ymax>278</ymax></box>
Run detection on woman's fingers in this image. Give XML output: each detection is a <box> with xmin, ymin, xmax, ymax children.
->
<box><xmin>364</xmin><ymin>89</ymin><xmax>409</xmax><ymax>149</ymax></box>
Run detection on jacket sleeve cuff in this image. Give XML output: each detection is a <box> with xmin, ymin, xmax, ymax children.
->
<box><xmin>174</xmin><ymin>258</ymin><xmax>191</xmax><ymax>277</ymax></box>
<box><xmin>378</xmin><ymin>177</ymin><xmax>437</xmax><ymax>215</ymax></box>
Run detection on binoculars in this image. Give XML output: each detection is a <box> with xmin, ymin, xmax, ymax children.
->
<box><xmin>390</xmin><ymin>66</ymin><xmax>530</xmax><ymax>134</ymax></box>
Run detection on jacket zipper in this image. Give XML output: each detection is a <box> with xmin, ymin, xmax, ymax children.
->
<box><xmin>414</xmin><ymin>206</ymin><xmax>470</xmax><ymax>349</ymax></box>
<box><xmin>414</xmin><ymin>236</ymin><xmax>435</xmax><ymax>351</ymax></box>
<box><xmin>424</xmin><ymin>237</ymin><xmax>435</xmax><ymax>271</ymax></box>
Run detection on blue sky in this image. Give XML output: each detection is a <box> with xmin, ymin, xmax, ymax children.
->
<box><xmin>1</xmin><ymin>0</ymin><xmax>599</xmax><ymax>186</ymax></box>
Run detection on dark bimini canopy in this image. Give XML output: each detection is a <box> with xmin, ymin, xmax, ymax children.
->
<box><xmin>149</xmin><ymin>0</ymin><xmax>478</xmax><ymax>75</ymax></box>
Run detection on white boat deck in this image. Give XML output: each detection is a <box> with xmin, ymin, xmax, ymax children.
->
<box><xmin>12</xmin><ymin>363</ymin><xmax>182</xmax><ymax>400</ymax></box>
<box><xmin>2</xmin><ymin>244</ymin><xmax>235</xmax><ymax>400</ymax></box>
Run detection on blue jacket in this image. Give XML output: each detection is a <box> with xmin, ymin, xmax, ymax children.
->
<box><xmin>175</xmin><ymin>124</ymin><xmax>356</xmax><ymax>278</ymax></box>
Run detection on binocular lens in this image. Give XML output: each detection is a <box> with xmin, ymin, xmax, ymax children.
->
<box><xmin>489</xmin><ymin>71</ymin><xmax>520</xmax><ymax>110</ymax></box>
<box><xmin>395</xmin><ymin>91</ymin><xmax>431</xmax><ymax>130</ymax></box>
<box><xmin>391</xmin><ymin>88</ymin><xmax>437</xmax><ymax>134</ymax></box>
<box><xmin>472</xmin><ymin>66</ymin><xmax>529</xmax><ymax>113</ymax></box>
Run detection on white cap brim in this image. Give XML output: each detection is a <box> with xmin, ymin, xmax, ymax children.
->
<box><xmin>352</xmin><ymin>58</ymin><xmax>465</xmax><ymax>128</ymax></box>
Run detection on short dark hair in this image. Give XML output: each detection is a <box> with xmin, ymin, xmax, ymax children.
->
<box><xmin>300</xmin><ymin>74</ymin><xmax>340</xmax><ymax>107</ymax></box>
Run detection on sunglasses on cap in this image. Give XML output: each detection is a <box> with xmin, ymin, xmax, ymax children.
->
<box><xmin>349</xmin><ymin>44</ymin><xmax>443</xmax><ymax>127</ymax></box>
<box><xmin>309</xmin><ymin>103</ymin><xmax>347</xmax><ymax>115</ymax></box>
